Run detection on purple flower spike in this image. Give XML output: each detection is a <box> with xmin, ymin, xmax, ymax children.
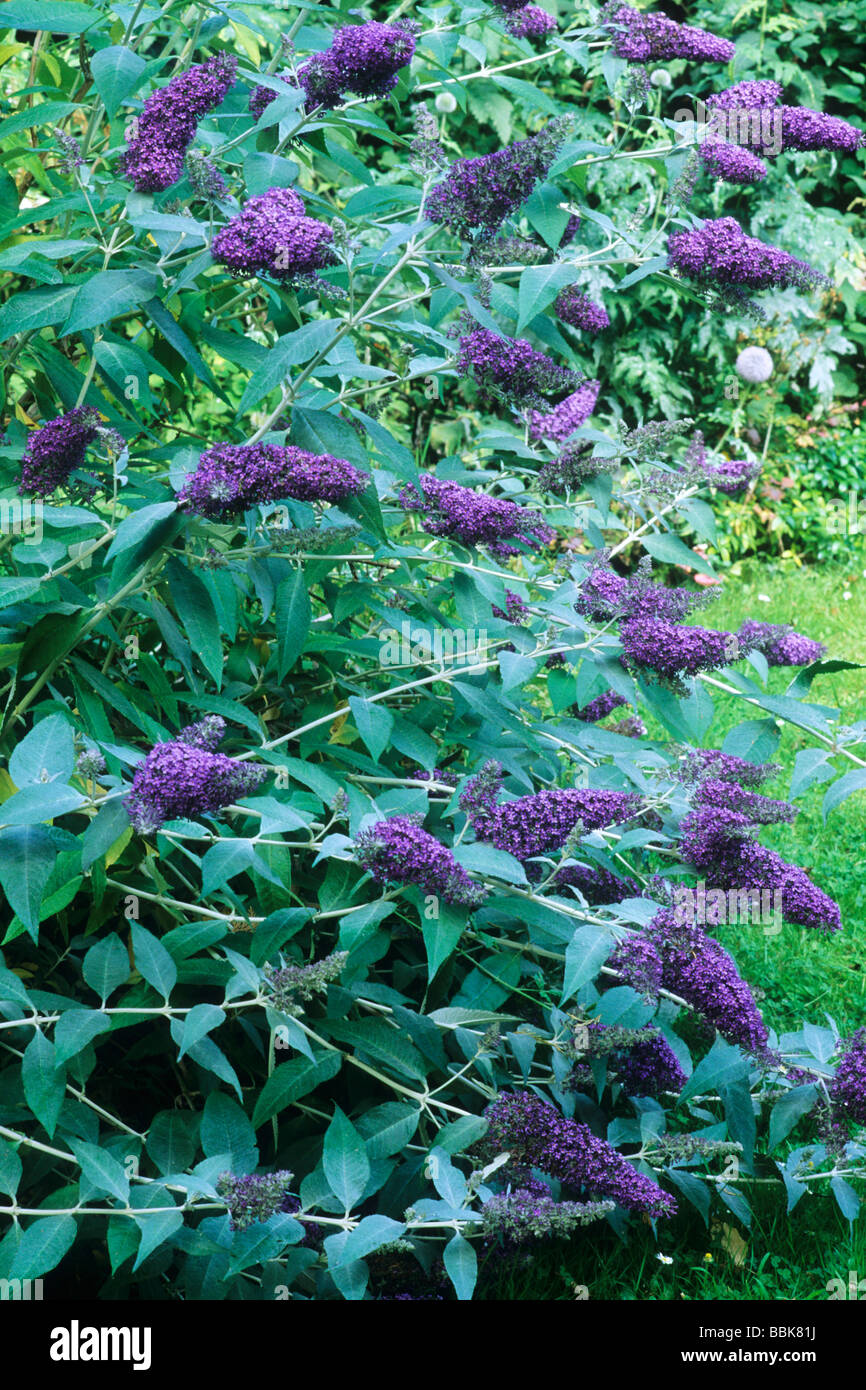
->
<box><xmin>461</xmin><ymin>768</ymin><xmax>644</xmax><ymax>860</ymax></box>
<box><xmin>398</xmin><ymin>475</ymin><xmax>553</xmax><ymax>557</ymax></box>
<box><xmin>458</xmin><ymin>327</ymin><xmax>583</xmax><ymax>409</ymax></box>
<box><xmin>212</xmin><ymin>187</ymin><xmax>336</xmax><ymax>282</ymax></box>
<box><xmin>830</xmin><ymin>1029</ymin><xmax>866</xmax><ymax>1126</ymax></box>
<box><xmin>19</xmin><ymin>407</ymin><xmax>102</xmax><ymax>496</ymax></box>
<box><xmin>126</xmin><ymin>726</ymin><xmax>268</xmax><ymax>834</ymax></box>
<box><xmin>619</xmin><ymin>618</ymin><xmax>744</xmax><ymax>679</ymax></box>
<box><xmin>424</xmin><ymin>121</ymin><xmax>569</xmax><ymax>237</ymax></box>
<box><xmin>506</xmin><ymin>6</ymin><xmax>558</xmax><ymax>39</ymax></box>
<box><xmin>483</xmin><ymin>1090</ymin><xmax>678</xmax><ymax>1217</ymax></box>
<box><xmin>667</xmin><ymin>217</ymin><xmax>826</xmax><ymax>294</ymax></box>
<box><xmin>600</xmin><ymin>2</ymin><xmax>735</xmax><ymax>64</ymax></box>
<box><xmin>355</xmin><ymin>814</ymin><xmax>486</xmax><ymax>908</ymax></box>
<box><xmin>299</xmin><ymin>21</ymin><xmax>418</xmax><ymax>110</ymax></box>
<box><xmin>528</xmin><ymin>380</ymin><xmax>601</xmax><ymax>443</ymax></box>
<box><xmin>737</xmin><ymin>620</ymin><xmax>826</xmax><ymax>667</ymax></box>
<box><xmin>177</xmin><ymin>443</ymin><xmax>369</xmax><ymax>519</ymax></box>
<box><xmin>121</xmin><ymin>53</ymin><xmax>238</xmax><ymax>193</ymax></box>
<box><xmin>698</xmin><ymin>140</ymin><xmax>768</xmax><ymax>185</ymax></box>
<box><xmin>554</xmin><ymin>287</ymin><xmax>610</xmax><ymax>334</ymax></box>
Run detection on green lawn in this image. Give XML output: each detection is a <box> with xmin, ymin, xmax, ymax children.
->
<box><xmin>678</xmin><ymin>561</ymin><xmax>866</xmax><ymax>1039</ymax></box>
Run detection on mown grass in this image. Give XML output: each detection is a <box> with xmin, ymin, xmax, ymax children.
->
<box><xmin>632</xmin><ymin>559</ymin><xmax>866</xmax><ymax>1039</ymax></box>
<box><xmin>479</xmin><ymin>1189</ymin><xmax>866</xmax><ymax>1300</ymax></box>
<box><xmin>486</xmin><ymin>560</ymin><xmax>866</xmax><ymax>1303</ymax></box>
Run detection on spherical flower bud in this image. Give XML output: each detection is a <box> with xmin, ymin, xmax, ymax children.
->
<box><xmin>735</xmin><ymin>346</ymin><xmax>774</xmax><ymax>383</ymax></box>
<box><xmin>434</xmin><ymin>91</ymin><xmax>457</xmax><ymax>114</ymax></box>
<box><xmin>649</xmin><ymin>68</ymin><xmax>672</xmax><ymax>87</ymax></box>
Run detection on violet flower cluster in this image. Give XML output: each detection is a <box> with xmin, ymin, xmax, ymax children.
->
<box><xmin>829</xmin><ymin>1029</ymin><xmax>866</xmax><ymax>1127</ymax></box>
<box><xmin>457</xmin><ymin>327</ymin><xmax>582</xmax><ymax>410</ymax></box>
<box><xmin>704</xmin><ymin>456</ymin><xmax>762</xmax><ymax>496</ymax></box>
<box><xmin>492</xmin><ymin>590</ymin><xmax>531</xmax><ymax>623</ymax></box>
<box><xmin>398</xmin><ymin>475</ymin><xmax>553</xmax><ymax>558</ymax></box>
<box><xmin>125</xmin><ymin>719</ymin><xmax>268</xmax><ymax>834</ymax></box>
<box><xmin>706</xmin><ymin>81</ymin><xmax>864</xmax><ymax>156</ymax></box>
<box><xmin>216</xmin><ymin>1170</ymin><xmax>294</xmax><ymax>1231</ymax></box>
<box><xmin>480</xmin><ymin>1189</ymin><xmax>614</xmax><ymax>1246</ymax></box>
<box><xmin>177</xmin><ymin>442</ymin><xmax>369</xmax><ymax>518</ymax></box>
<box><xmin>354</xmin><ymin>814</ymin><xmax>487</xmax><ymax>908</ymax></box>
<box><xmin>613</xmin><ymin>1027</ymin><xmax>687</xmax><ymax>1097</ymax></box>
<box><xmin>121</xmin><ymin>53</ymin><xmax>237</xmax><ymax>193</ymax></box>
<box><xmin>697</xmin><ymin>140</ymin><xmax>768</xmax><ymax>185</ymax></box>
<box><xmin>737</xmin><ymin>619</ymin><xmax>826</xmax><ymax>667</ymax></box>
<box><xmin>19</xmin><ymin>407</ymin><xmax>102</xmax><ymax>496</ymax></box>
<box><xmin>554</xmin><ymin>287</ymin><xmax>611</xmax><ymax>334</ymax></box>
<box><xmin>553</xmin><ymin>862</ymin><xmax>639</xmax><ymax>904</ymax></box>
<box><xmin>600</xmin><ymin>2</ymin><xmax>735</xmax><ymax>64</ymax></box>
<box><xmin>505</xmin><ymin>6</ymin><xmax>558</xmax><ymax>40</ymax></box>
<box><xmin>298</xmin><ymin>21</ymin><xmax>418</xmax><ymax>110</ymax></box>
<box><xmin>667</xmin><ymin>217</ymin><xmax>826</xmax><ymax>296</ymax></box>
<box><xmin>676</xmin><ymin>748</ymin><xmax>779</xmax><ymax>788</ymax></box>
<box><xmin>483</xmin><ymin>1091</ymin><xmax>677</xmax><ymax>1218</ymax></box>
<box><xmin>527</xmin><ymin>379</ymin><xmax>601</xmax><ymax>444</ymax></box>
<box><xmin>425</xmin><ymin>120</ymin><xmax>569</xmax><ymax>238</ymax></box>
<box><xmin>264</xmin><ymin>952</ymin><xmax>349</xmax><ymax>1017</ymax></box>
<box><xmin>460</xmin><ymin>761</ymin><xmax>644</xmax><ymax>859</ymax></box>
<box><xmin>212</xmin><ymin>186</ymin><xmax>336</xmax><ymax>283</ymax></box>
<box><xmin>680</xmin><ymin>805</ymin><xmax>842</xmax><ymax>933</ymax></box>
<box><xmin>573</xmin><ymin>689</ymin><xmax>628</xmax><ymax>723</ymax></box>
<box><xmin>575</xmin><ymin>561</ymin><xmax>707</xmax><ymax>624</ymax></box>
<box><xmin>612</xmin><ymin>910</ymin><xmax>769</xmax><ymax>1052</ymax></box>
<box><xmin>619</xmin><ymin>618</ymin><xmax>744</xmax><ymax>681</ymax></box>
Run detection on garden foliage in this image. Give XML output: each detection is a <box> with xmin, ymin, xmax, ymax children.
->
<box><xmin>0</xmin><ymin>0</ymin><xmax>865</xmax><ymax>1300</ymax></box>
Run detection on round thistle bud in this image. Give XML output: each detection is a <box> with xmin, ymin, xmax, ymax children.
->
<box><xmin>650</xmin><ymin>68</ymin><xmax>672</xmax><ymax>87</ymax></box>
<box><xmin>735</xmin><ymin>346</ymin><xmax>774</xmax><ymax>383</ymax></box>
<box><xmin>434</xmin><ymin>91</ymin><xmax>457</xmax><ymax>114</ymax></box>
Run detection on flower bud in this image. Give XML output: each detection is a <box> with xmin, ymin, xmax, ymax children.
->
<box><xmin>735</xmin><ymin>345</ymin><xmax>774</xmax><ymax>383</ymax></box>
<box><xmin>434</xmin><ymin>91</ymin><xmax>457</xmax><ymax>113</ymax></box>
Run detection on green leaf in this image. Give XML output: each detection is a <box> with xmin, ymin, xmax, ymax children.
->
<box><xmin>62</xmin><ymin>270</ymin><xmax>160</xmax><ymax>336</ymax></box>
<box><xmin>201</xmin><ymin>840</ymin><xmax>255</xmax><ymax>896</ymax></box>
<box><xmin>452</xmin><ymin>842</ymin><xmax>526</xmax><ymax>886</ymax></box>
<box><xmin>443</xmin><ymin>1232</ymin><xmax>477</xmax><ymax>1300</ymax></box>
<box><xmin>722</xmin><ymin>719</ymin><xmax>781</xmax><ymax>765</ymax></box>
<box><xmin>9</xmin><ymin>1216</ymin><xmax>77</xmax><ymax>1281</ymax></box>
<box><xmin>235</xmin><ymin>322</ymin><xmax>336</xmax><ymax>415</ymax></box>
<box><xmin>768</xmin><ymin>1084</ymin><xmax>818</xmax><ymax>1151</ymax></box>
<box><xmin>133</xmin><ymin>1199</ymin><xmax>184</xmax><ymax>1271</ymax></box>
<box><xmin>0</xmin><ymin>100</ymin><xmax>80</xmax><ymax>139</ymax></box>
<box><xmin>130</xmin><ymin>922</ymin><xmax>177</xmax><ymax>1001</ymax></box>
<box><xmin>680</xmin><ymin>1036</ymin><xmax>748</xmax><ymax>1103</ymax></box>
<box><xmin>105</xmin><ymin>501</ymin><xmax>177</xmax><ymax>562</ymax></box>
<box><xmin>54</xmin><ymin>1009</ymin><xmax>111</xmax><ymax>1064</ymax></box>
<box><xmin>81</xmin><ymin>798</ymin><xmax>132</xmax><ymax>871</ymax></box>
<box><xmin>252</xmin><ymin>1051</ymin><xmax>342</xmax><ymax>1129</ymax></box>
<box><xmin>0</xmin><ymin>963</ymin><xmax>32</xmax><ymax>1006</ymax></box>
<box><xmin>665</xmin><ymin>1166</ymin><xmax>710</xmax><ymax>1226</ymax></box>
<box><xmin>561</xmin><ymin>923</ymin><xmax>614</xmax><ymax>1004</ymax></box>
<box><xmin>0</xmin><ymin>285</ymin><xmax>78</xmax><ymax>339</ymax></box>
<box><xmin>641</xmin><ymin>531</ymin><xmax>715</xmax><ymax>576</ymax></box>
<box><xmin>69</xmin><ymin>1139</ymin><xmax>131</xmax><ymax>1203</ymax></box>
<box><xmin>0</xmin><ymin>827</ymin><xmax>57</xmax><ymax>937</ymax></box>
<box><xmin>0</xmin><ymin>1138</ymin><xmax>22</xmax><ymax>1199</ymax></box>
<box><xmin>356</xmin><ymin>1102</ymin><xmax>420</xmax><ymax>1158</ymax></box>
<box><xmin>200</xmin><ymin>1091</ymin><xmax>257</xmax><ymax>1167</ymax></box>
<box><xmin>166</xmin><ymin>558</ymin><xmax>223</xmax><ymax>687</ymax></box>
<box><xmin>82</xmin><ymin>933</ymin><xmax>130</xmax><ymax>1003</ymax></box>
<box><xmin>422</xmin><ymin>901</ymin><xmax>468</xmax><ymax>981</ymax></box>
<box><xmin>177</xmin><ymin>1004</ymin><xmax>227</xmax><ymax>1060</ymax></box>
<box><xmin>144</xmin><ymin>299</ymin><xmax>227</xmax><ymax>401</ymax></box>
<box><xmin>0</xmin><ymin>782</ymin><xmax>85</xmax><ymax>826</ymax></box>
<box><xmin>323</xmin><ymin>1107</ymin><xmax>370</xmax><ymax>1211</ymax></box>
<box><xmin>9</xmin><ymin>714</ymin><xmax>75</xmax><ymax>787</ymax></box>
<box><xmin>348</xmin><ymin>697</ymin><xmax>393</xmax><ymax>762</ymax></box>
<box><xmin>146</xmin><ymin>1110</ymin><xmax>199</xmax><ymax>1175</ymax></box>
<box><xmin>275</xmin><ymin>570</ymin><xmax>311</xmax><ymax>680</ymax></box>
<box><xmin>90</xmin><ymin>45</ymin><xmax>146</xmax><ymax>118</ymax></box>
<box><xmin>327</xmin><ymin>1214</ymin><xmax>404</xmax><ymax>1271</ymax></box>
<box><xmin>22</xmin><ymin>1031</ymin><xmax>66</xmax><ymax>1139</ymax></box>
<box><xmin>516</xmin><ymin>263</ymin><xmax>579</xmax><ymax>332</ymax></box>
<box><xmin>823</xmin><ymin>769</ymin><xmax>866</xmax><ymax>822</ymax></box>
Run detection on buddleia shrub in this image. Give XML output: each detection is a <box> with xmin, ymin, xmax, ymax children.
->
<box><xmin>0</xmin><ymin>0</ymin><xmax>865</xmax><ymax>1302</ymax></box>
